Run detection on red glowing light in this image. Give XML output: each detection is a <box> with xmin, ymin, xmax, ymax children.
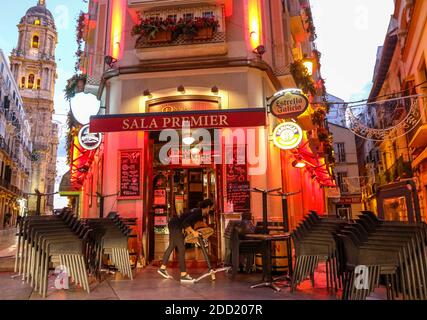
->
<box><xmin>110</xmin><ymin>0</ymin><xmax>126</xmax><ymax>59</ymax></box>
<box><xmin>248</xmin><ymin>0</ymin><xmax>262</xmax><ymax>49</ymax></box>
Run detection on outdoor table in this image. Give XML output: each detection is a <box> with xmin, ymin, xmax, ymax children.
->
<box><xmin>245</xmin><ymin>233</ymin><xmax>291</xmax><ymax>292</ymax></box>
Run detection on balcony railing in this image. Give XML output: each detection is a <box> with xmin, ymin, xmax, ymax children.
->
<box><xmin>376</xmin><ymin>156</ymin><xmax>413</xmax><ymax>186</ymax></box>
<box><xmin>0</xmin><ymin>179</ymin><xmax>26</xmax><ymax>198</ymax></box>
<box><xmin>133</xmin><ymin>4</ymin><xmax>227</xmax><ymax>60</ymax></box>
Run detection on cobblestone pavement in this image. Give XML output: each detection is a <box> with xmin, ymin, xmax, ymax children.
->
<box><xmin>0</xmin><ymin>264</ymin><xmax>387</xmax><ymax>300</ymax></box>
<box><xmin>0</xmin><ymin>228</ymin><xmax>17</xmax><ymax>258</ymax></box>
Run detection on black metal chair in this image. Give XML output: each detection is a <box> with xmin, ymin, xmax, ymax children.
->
<box><xmin>228</xmin><ymin>220</ymin><xmax>263</xmax><ymax>279</ymax></box>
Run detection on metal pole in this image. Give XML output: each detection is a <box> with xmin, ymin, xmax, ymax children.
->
<box><xmin>281</xmin><ymin>195</ymin><xmax>290</xmax><ymax>232</ymax></box>
<box><xmin>262</xmin><ymin>191</ymin><xmax>268</xmax><ymax>234</ymax></box>
<box><xmin>35</xmin><ymin>189</ymin><xmax>41</xmax><ymax>216</ymax></box>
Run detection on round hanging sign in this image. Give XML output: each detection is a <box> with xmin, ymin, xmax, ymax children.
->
<box><xmin>273</xmin><ymin>122</ymin><xmax>303</xmax><ymax>150</ymax></box>
<box><xmin>270</xmin><ymin>89</ymin><xmax>309</xmax><ymax>119</ymax></box>
<box><xmin>78</xmin><ymin>124</ymin><xmax>102</xmax><ymax>150</ymax></box>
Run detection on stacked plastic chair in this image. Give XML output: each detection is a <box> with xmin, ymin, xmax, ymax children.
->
<box><xmin>291</xmin><ymin>211</ymin><xmax>348</xmax><ymax>292</ymax></box>
<box><xmin>337</xmin><ymin>211</ymin><xmax>427</xmax><ymax>300</ymax></box>
<box><xmin>14</xmin><ymin>210</ymin><xmax>91</xmax><ymax>298</ymax></box>
<box><xmin>81</xmin><ymin>212</ymin><xmax>133</xmax><ymax>280</ymax></box>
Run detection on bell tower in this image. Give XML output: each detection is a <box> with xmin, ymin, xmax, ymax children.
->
<box><xmin>9</xmin><ymin>0</ymin><xmax>59</xmax><ymax>214</ymax></box>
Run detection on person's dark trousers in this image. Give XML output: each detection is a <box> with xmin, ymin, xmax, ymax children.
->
<box><xmin>161</xmin><ymin>220</ymin><xmax>187</xmax><ymax>273</ymax></box>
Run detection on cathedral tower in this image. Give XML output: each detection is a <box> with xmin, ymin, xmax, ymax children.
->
<box><xmin>9</xmin><ymin>0</ymin><xmax>59</xmax><ymax>214</ymax></box>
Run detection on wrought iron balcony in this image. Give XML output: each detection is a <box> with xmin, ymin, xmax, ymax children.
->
<box><xmin>133</xmin><ymin>4</ymin><xmax>227</xmax><ymax>60</ymax></box>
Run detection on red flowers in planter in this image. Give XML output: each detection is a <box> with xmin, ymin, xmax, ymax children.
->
<box><xmin>178</xmin><ymin>17</ymin><xmax>220</xmax><ymax>39</ymax></box>
<box><xmin>131</xmin><ymin>17</ymin><xmax>181</xmax><ymax>42</ymax></box>
<box><xmin>132</xmin><ymin>15</ymin><xmax>220</xmax><ymax>43</ymax></box>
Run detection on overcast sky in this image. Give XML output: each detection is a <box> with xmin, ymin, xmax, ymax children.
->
<box><xmin>310</xmin><ymin>0</ymin><xmax>395</xmax><ymax>102</ymax></box>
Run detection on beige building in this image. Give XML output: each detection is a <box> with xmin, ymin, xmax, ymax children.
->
<box><xmin>67</xmin><ymin>0</ymin><xmax>334</xmax><ymax>265</ymax></box>
<box><xmin>0</xmin><ymin>49</ymin><xmax>32</xmax><ymax>228</ymax></box>
<box><xmin>327</xmin><ymin>122</ymin><xmax>363</xmax><ymax>219</ymax></box>
<box><xmin>8</xmin><ymin>0</ymin><xmax>59</xmax><ymax>214</ymax></box>
<box><xmin>358</xmin><ymin>0</ymin><xmax>427</xmax><ymax>222</ymax></box>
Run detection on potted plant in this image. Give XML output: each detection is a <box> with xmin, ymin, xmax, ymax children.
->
<box><xmin>64</xmin><ymin>74</ymin><xmax>87</xmax><ymax>101</ymax></box>
<box><xmin>132</xmin><ymin>17</ymin><xmax>179</xmax><ymax>43</ymax></box>
<box><xmin>290</xmin><ymin>60</ymin><xmax>316</xmax><ymax>96</ymax></box>
<box><xmin>311</xmin><ymin>107</ymin><xmax>327</xmax><ymax>126</ymax></box>
<box><xmin>179</xmin><ymin>16</ymin><xmax>220</xmax><ymax>40</ymax></box>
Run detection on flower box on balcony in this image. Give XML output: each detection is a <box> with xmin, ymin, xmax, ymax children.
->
<box><xmin>190</xmin><ymin>27</ymin><xmax>214</xmax><ymax>40</ymax></box>
<box><xmin>146</xmin><ymin>30</ymin><xmax>173</xmax><ymax>43</ymax></box>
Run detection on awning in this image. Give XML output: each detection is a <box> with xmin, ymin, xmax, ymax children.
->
<box><xmin>90</xmin><ymin>108</ymin><xmax>267</xmax><ymax>133</ymax></box>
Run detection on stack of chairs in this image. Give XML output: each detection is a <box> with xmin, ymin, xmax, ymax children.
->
<box><xmin>14</xmin><ymin>210</ymin><xmax>135</xmax><ymax>298</ymax></box>
<box><xmin>81</xmin><ymin>212</ymin><xmax>133</xmax><ymax>280</ymax></box>
<box><xmin>337</xmin><ymin>211</ymin><xmax>427</xmax><ymax>300</ymax></box>
<box><xmin>14</xmin><ymin>210</ymin><xmax>91</xmax><ymax>298</ymax></box>
<box><xmin>291</xmin><ymin>211</ymin><xmax>348</xmax><ymax>292</ymax></box>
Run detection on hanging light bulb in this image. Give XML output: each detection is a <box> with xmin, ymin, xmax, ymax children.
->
<box><xmin>183</xmin><ymin>133</ymin><xmax>195</xmax><ymax>145</ymax></box>
<box><xmin>191</xmin><ymin>146</ymin><xmax>201</xmax><ymax>155</ymax></box>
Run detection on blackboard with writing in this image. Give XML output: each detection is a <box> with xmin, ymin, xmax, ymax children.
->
<box><xmin>227</xmin><ymin>181</ymin><xmax>251</xmax><ymax>212</ymax></box>
<box><xmin>119</xmin><ymin>150</ymin><xmax>141</xmax><ymax>198</ymax></box>
<box><xmin>226</xmin><ymin>144</ymin><xmax>247</xmax><ymax>183</ymax></box>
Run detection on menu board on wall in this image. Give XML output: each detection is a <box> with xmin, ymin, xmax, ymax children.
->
<box><xmin>226</xmin><ymin>144</ymin><xmax>247</xmax><ymax>182</ymax></box>
<box><xmin>225</xmin><ymin>144</ymin><xmax>250</xmax><ymax>212</ymax></box>
<box><xmin>227</xmin><ymin>182</ymin><xmax>251</xmax><ymax>212</ymax></box>
<box><xmin>119</xmin><ymin>150</ymin><xmax>142</xmax><ymax>199</ymax></box>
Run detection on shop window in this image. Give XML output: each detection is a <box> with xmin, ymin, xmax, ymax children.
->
<box><xmin>32</xmin><ymin>35</ymin><xmax>39</xmax><ymax>49</ymax></box>
<box><xmin>28</xmin><ymin>74</ymin><xmax>35</xmax><ymax>89</ymax></box>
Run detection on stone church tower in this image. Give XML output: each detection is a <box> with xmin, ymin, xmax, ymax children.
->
<box><xmin>9</xmin><ymin>0</ymin><xmax>58</xmax><ymax>214</ymax></box>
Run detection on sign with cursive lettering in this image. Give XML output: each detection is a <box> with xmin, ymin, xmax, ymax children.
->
<box><xmin>270</xmin><ymin>89</ymin><xmax>309</xmax><ymax>119</ymax></box>
<box><xmin>90</xmin><ymin>108</ymin><xmax>267</xmax><ymax>133</ymax></box>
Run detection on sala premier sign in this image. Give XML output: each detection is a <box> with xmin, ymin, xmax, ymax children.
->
<box><xmin>90</xmin><ymin>108</ymin><xmax>267</xmax><ymax>133</ymax></box>
<box><xmin>270</xmin><ymin>89</ymin><xmax>309</xmax><ymax>119</ymax></box>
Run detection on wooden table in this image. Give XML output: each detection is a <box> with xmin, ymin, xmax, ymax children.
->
<box><xmin>245</xmin><ymin>233</ymin><xmax>291</xmax><ymax>292</ymax></box>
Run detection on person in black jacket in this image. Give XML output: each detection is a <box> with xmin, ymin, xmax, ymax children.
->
<box><xmin>158</xmin><ymin>198</ymin><xmax>214</xmax><ymax>283</ymax></box>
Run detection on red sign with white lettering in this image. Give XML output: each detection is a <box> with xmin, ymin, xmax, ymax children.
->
<box><xmin>90</xmin><ymin>108</ymin><xmax>266</xmax><ymax>133</ymax></box>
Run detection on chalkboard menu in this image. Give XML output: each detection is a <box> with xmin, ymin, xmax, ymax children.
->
<box><xmin>227</xmin><ymin>181</ymin><xmax>251</xmax><ymax>212</ymax></box>
<box><xmin>119</xmin><ymin>150</ymin><xmax>142</xmax><ymax>199</ymax></box>
<box><xmin>226</xmin><ymin>144</ymin><xmax>247</xmax><ymax>182</ymax></box>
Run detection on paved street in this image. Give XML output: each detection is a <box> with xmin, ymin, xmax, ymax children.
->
<box><xmin>0</xmin><ymin>229</ymin><xmax>17</xmax><ymax>258</ymax></box>
<box><xmin>0</xmin><ymin>263</ymin><xmax>387</xmax><ymax>300</ymax></box>
<box><xmin>0</xmin><ymin>229</ymin><xmax>388</xmax><ymax>300</ymax></box>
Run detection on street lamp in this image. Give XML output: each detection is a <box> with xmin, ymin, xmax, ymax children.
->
<box><xmin>292</xmin><ymin>158</ymin><xmax>306</xmax><ymax>169</ymax></box>
<box><xmin>303</xmin><ymin>58</ymin><xmax>314</xmax><ymax>76</ymax></box>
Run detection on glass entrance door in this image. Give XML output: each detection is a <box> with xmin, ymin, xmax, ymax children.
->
<box><xmin>151</xmin><ymin>167</ymin><xmax>219</xmax><ymax>263</ymax></box>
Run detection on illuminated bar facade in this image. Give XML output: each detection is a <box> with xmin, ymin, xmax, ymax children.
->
<box><xmin>70</xmin><ymin>0</ymin><xmax>334</xmax><ymax>264</ymax></box>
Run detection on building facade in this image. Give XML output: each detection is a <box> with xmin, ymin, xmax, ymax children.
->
<box><xmin>66</xmin><ymin>0</ymin><xmax>335</xmax><ymax>264</ymax></box>
<box><xmin>8</xmin><ymin>0</ymin><xmax>59</xmax><ymax>215</ymax></box>
<box><xmin>358</xmin><ymin>0</ymin><xmax>427</xmax><ymax>222</ymax></box>
<box><xmin>0</xmin><ymin>49</ymin><xmax>32</xmax><ymax>229</ymax></box>
<box><xmin>327</xmin><ymin>122</ymin><xmax>362</xmax><ymax>219</ymax></box>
